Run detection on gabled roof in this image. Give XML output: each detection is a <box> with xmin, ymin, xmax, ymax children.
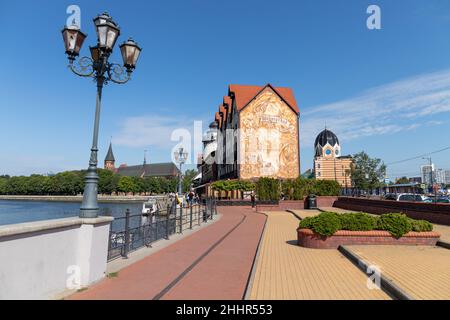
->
<box><xmin>105</xmin><ymin>143</ymin><xmax>115</xmax><ymax>162</ymax></box>
<box><xmin>219</xmin><ymin>104</ymin><xmax>227</xmax><ymax>123</ymax></box>
<box><xmin>116</xmin><ymin>162</ymin><xmax>180</xmax><ymax>178</ymax></box>
<box><xmin>223</xmin><ymin>96</ymin><xmax>232</xmax><ymax>121</ymax></box>
<box><xmin>228</xmin><ymin>83</ymin><xmax>299</xmax><ymax>114</ymax></box>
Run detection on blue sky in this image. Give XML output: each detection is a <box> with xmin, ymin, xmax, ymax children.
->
<box><xmin>1</xmin><ymin>0</ymin><xmax>450</xmax><ymax>180</ymax></box>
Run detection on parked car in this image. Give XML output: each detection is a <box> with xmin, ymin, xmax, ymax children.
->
<box><xmin>428</xmin><ymin>196</ymin><xmax>450</xmax><ymax>203</ymax></box>
<box><xmin>385</xmin><ymin>193</ymin><xmax>431</xmax><ymax>202</ymax></box>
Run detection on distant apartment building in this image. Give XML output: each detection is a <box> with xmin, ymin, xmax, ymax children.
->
<box><xmin>421</xmin><ymin>164</ymin><xmax>435</xmax><ymax>185</ymax></box>
<box><xmin>435</xmin><ymin>169</ymin><xmax>446</xmax><ymax>185</ymax></box>
<box><xmin>445</xmin><ymin>170</ymin><xmax>450</xmax><ymax>185</ymax></box>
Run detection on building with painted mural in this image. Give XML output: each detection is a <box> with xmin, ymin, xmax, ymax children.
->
<box><xmin>212</xmin><ymin>84</ymin><xmax>300</xmax><ymax>181</ymax></box>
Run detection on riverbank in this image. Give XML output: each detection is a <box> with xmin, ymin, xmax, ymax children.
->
<box><xmin>0</xmin><ymin>195</ymin><xmax>155</xmax><ymax>203</ymax></box>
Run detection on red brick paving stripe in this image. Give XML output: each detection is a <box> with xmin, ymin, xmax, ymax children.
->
<box><xmin>153</xmin><ymin>214</ymin><xmax>247</xmax><ymax>300</ymax></box>
<box><xmin>69</xmin><ymin>206</ymin><xmax>265</xmax><ymax>300</ymax></box>
<box><xmin>161</xmin><ymin>208</ymin><xmax>266</xmax><ymax>300</ymax></box>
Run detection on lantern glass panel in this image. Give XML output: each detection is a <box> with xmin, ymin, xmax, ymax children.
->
<box><xmin>132</xmin><ymin>46</ymin><xmax>141</xmax><ymax>65</ymax></box>
<box><xmin>106</xmin><ymin>27</ymin><xmax>119</xmax><ymax>50</ymax></box>
<box><xmin>96</xmin><ymin>25</ymin><xmax>108</xmax><ymax>48</ymax></box>
<box><xmin>62</xmin><ymin>28</ymin><xmax>85</xmax><ymax>55</ymax></box>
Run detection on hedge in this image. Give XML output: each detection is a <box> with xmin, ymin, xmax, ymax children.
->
<box><xmin>299</xmin><ymin>212</ymin><xmax>434</xmax><ymax>238</ymax></box>
<box><xmin>211</xmin><ymin>180</ymin><xmax>255</xmax><ymax>192</ymax></box>
<box><xmin>282</xmin><ymin>178</ymin><xmax>341</xmax><ymax>200</ymax></box>
<box><xmin>255</xmin><ymin>177</ymin><xmax>280</xmax><ymax>201</ymax></box>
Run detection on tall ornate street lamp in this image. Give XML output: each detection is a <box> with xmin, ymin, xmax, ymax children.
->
<box><xmin>62</xmin><ymin>12</ymin><xmax>142</xmax><ymax>218</ymax></box>
<box><xmin>174</xmin><ymin>147</ymin><xmax>188</xmax><ymax>195</ymax></box>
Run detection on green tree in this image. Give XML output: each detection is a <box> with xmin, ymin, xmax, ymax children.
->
<box><xmin>351</xmin><ymin>151</ymin><xmax>386</xmax><ymax>191</ymax></box>
<box><xmin>6</xmin><ymin>176</ymin><xmax>29</xmax><ymax>195</ymax></box>
<box><xmin>27</xmin><ymin>174</ymin><xmax>49</xmax><ymax>195</ymax></box>
<box><xmin>117</xmin><ymin>176</ymin><xmax>137</xmax><ymax>194</ymax></box>
<box><xmin>395</xmin><ymin>176</ymin><xmax>410</xmax><ymax>184</ymax></box>
<box><xmin>182</xmin><ymin>169</ymin><xmax>198</xmax><ymax>193</ymax></box>
<box><xmin>132</xmin><ymin>176</ymin><xmax>145</xmax><ymax>195</ymax></box>
<box><xmin>0</xmin><ymin>176</ymin><xmax>8</xmax><ymax>194</ymax></box>
<box><xmin>144</xmin><ymin>177</ymin><xmax>160</xmax><ymax>194</ymax></box>
<box><xmin>98</xmin><ymin>169</ymin><xmax>118</xmax><ymax>195</ymax></box>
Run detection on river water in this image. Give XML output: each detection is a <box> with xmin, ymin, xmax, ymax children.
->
<box><xmin>0</xmin><ymin>200</ymin><xmax>145</xmax><ymax>231</ymax></box>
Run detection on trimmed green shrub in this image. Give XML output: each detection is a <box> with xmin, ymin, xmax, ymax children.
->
<box><xmin>299</xmin><ymin>216</ymin><xmax>316</xmax><ymax>230</ymax></box>
<box><xmin>299</xmin><ymin>212</ymin><xmax>432</xmax><ymax>238</ymax></box>
<box><xmin>310</xmin><ymin>212</ymin><xmax>341</xmax><ymax>236</ymax></box>
<box><xmin>256</xmin><ymin>177</ymin><xmax>280</xmax><ymax>201</ymax></box>
<box><xmin>339</xmin><ymin>213</ymin><xmax>377</xmax><ymax>231</ymax></box>
<box><xmin>376</xmin><ymin>213</ymin><xmax>412</xmax><ymax>238</ymax></box>
<box><xmin>311</xmin><ymin>179</ymin><xmax>342</xmax><ymax>196</ymax></box>
<box><xmin>410</xmin><ymin>219</ymin><xmax>433</xmax><ymax>232</ymax></box>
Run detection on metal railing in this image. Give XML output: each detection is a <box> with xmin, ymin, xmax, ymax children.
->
<box><xmin>107</xmin><ymin>198</ymin><xmax>217</xmax><ymax>261</ymax></box>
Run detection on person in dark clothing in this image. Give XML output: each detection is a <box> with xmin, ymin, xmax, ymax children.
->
<box><xmin>250</xmin><ymin>191</ymin><xmax>256</xmax><ymax>208</ymax></box>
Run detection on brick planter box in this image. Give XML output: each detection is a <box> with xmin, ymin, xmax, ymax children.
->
<box><xmin>256</xmin><ymin>196</ymin><xmax>338</xmax><ymax>212</ymax></box>
<box><xmin>297</xmin><ymin>228</ymin><xmax>441</xmax><ymax>249</ymax></box>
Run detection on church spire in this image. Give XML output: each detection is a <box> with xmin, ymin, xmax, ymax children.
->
<box><xmin>104</xmin><ymin>142</ymin><xmax>116</xmax><ymax>171</ymax></box>
<box><xmin>105</xmin><ymin>142</ymin><xmax>115</xmax><ymax>162</ymax></box>
<box><xmin>143</xmin><ymin>149</ymin><xmax>148</xmax><ymax>165</ymax></box>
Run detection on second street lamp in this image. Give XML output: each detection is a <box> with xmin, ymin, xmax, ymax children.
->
<box><xmin>62</xmin><ymin>12</ymin><xmax>142</xmax><ymax>218</ymax></box>
<box><xmin>174</xmin><ymin>148</ymin><xmax>188</xmax><ymax>195</ymax></box>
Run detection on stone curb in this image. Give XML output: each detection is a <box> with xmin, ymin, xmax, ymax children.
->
<box><xmin>437</xmin><ymin>240</ymin><xmax>450</xmax><ymax>250</ymax></box>
<box><xmin>338</xmin><ymin>245</ymin><xmax>414</xmax><ymax>300</ymax></box>
<box><xmin>244</xmin><ymin>210</ymin><xmax>268</xmax><ymax>300</ymax></box>
<box><xmin>285</xmin><ymin>209</ymin><xmax>303</xmax><ymax>220</ymax></box>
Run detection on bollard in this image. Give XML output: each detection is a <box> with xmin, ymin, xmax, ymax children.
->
<box><xmin>190</xmin><ymin>205</ymin><xmax>193</xmax><ymax>229</ymax></box>
<box><xmin>122</xmin><ymin>208</ymin><xmax>130</xmax><ymax>259</ymax></box>
<box><xmin>179</xmin><ymin>205</ymin><xmax>183</xmax><ymax>233</ymax></box>
<box><xmin>198</xmin><ymin>203</ymin><xmax>201</xmax><ymax>226</ymax></box>
<box><xmin>166</xmin><ymin>204</ymin><xmax>170</xmax><ymax>239</ymax></box>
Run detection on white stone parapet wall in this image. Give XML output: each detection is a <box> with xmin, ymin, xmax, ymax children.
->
<box><xmin>0</xmin><ymin>216</ymin><xmax>113</xmax><ymax>299</ymax></box>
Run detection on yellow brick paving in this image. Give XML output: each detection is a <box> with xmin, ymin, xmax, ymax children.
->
<box><xmin>248</xmin><ymin>211</ymin><xmax>390</xmax><ymax>300</ymax></box>
<box><xmin>348</xmin><ymin>245</ymin><xmax>450</xmax><ymax>300</ymax></box>
<box><xmin>433</xmin><ymin>224</ymin><xmax>450</xmax><ymax>243</ymax></box>
<box><xmin>290</xmin><ymin>209</ymin><xmax>322</xmax><ymax>219</ymax></box>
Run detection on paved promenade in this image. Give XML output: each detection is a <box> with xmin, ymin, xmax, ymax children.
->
<box><xmin>69</xmin><ymin>207</ymin><xmax>265</xmax><ymax>300</ymax></box>
<box><xmin>248</xmin><ymin>211</ymin><xmax>389</xmax><ymax>300</ymax></box>
<box><xmin>348</xmin><ymin>245</ymin><xmax>450</xmax><ymax>299</ymax></box>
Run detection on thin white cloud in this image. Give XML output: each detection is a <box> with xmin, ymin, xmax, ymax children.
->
<box><xmin>113</xmin><ymin>115</ymin><xmax>208</xmax><ymax>149</ymax></box>
<box><xmin>301</xmin><ymin>69</ymin><xmax>450</xmax><ymax>146</ymax></box>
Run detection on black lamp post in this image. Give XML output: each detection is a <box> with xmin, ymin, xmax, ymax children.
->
<box><xmin>174</xmin><ymin>147</ymin><xmax>188</xmax><ymax>195</ymax></box>
<box><xmin>62</xmin><ymin>12</ymin><xmax>142</xmax><ymax>218</ymax></box>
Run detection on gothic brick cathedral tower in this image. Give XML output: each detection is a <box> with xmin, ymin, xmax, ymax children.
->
<box><xmin>104</xmin><ymin>143</ymin><xmax>116</xmax><ymax>171</ymax></box>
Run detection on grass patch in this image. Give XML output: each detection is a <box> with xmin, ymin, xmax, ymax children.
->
<box><xmin>107</xmin><ymin>272</ymin><xmax>119</xmax><ymax>278</ymax></box>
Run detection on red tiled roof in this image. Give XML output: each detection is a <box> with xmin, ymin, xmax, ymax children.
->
<box><xmin>223</xmin><ymin>96</ymin><xmax>233</xmax><ymax>118</ymax></box>
<box><xmin>219</xmin><ymin>104</ymin><xmax>227</xmax><ymax>125</ymax></box>
<box><xmin>228</xmin><ymin>84</ymin><xmax>299</xmax><ymax>114</ymax></box>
